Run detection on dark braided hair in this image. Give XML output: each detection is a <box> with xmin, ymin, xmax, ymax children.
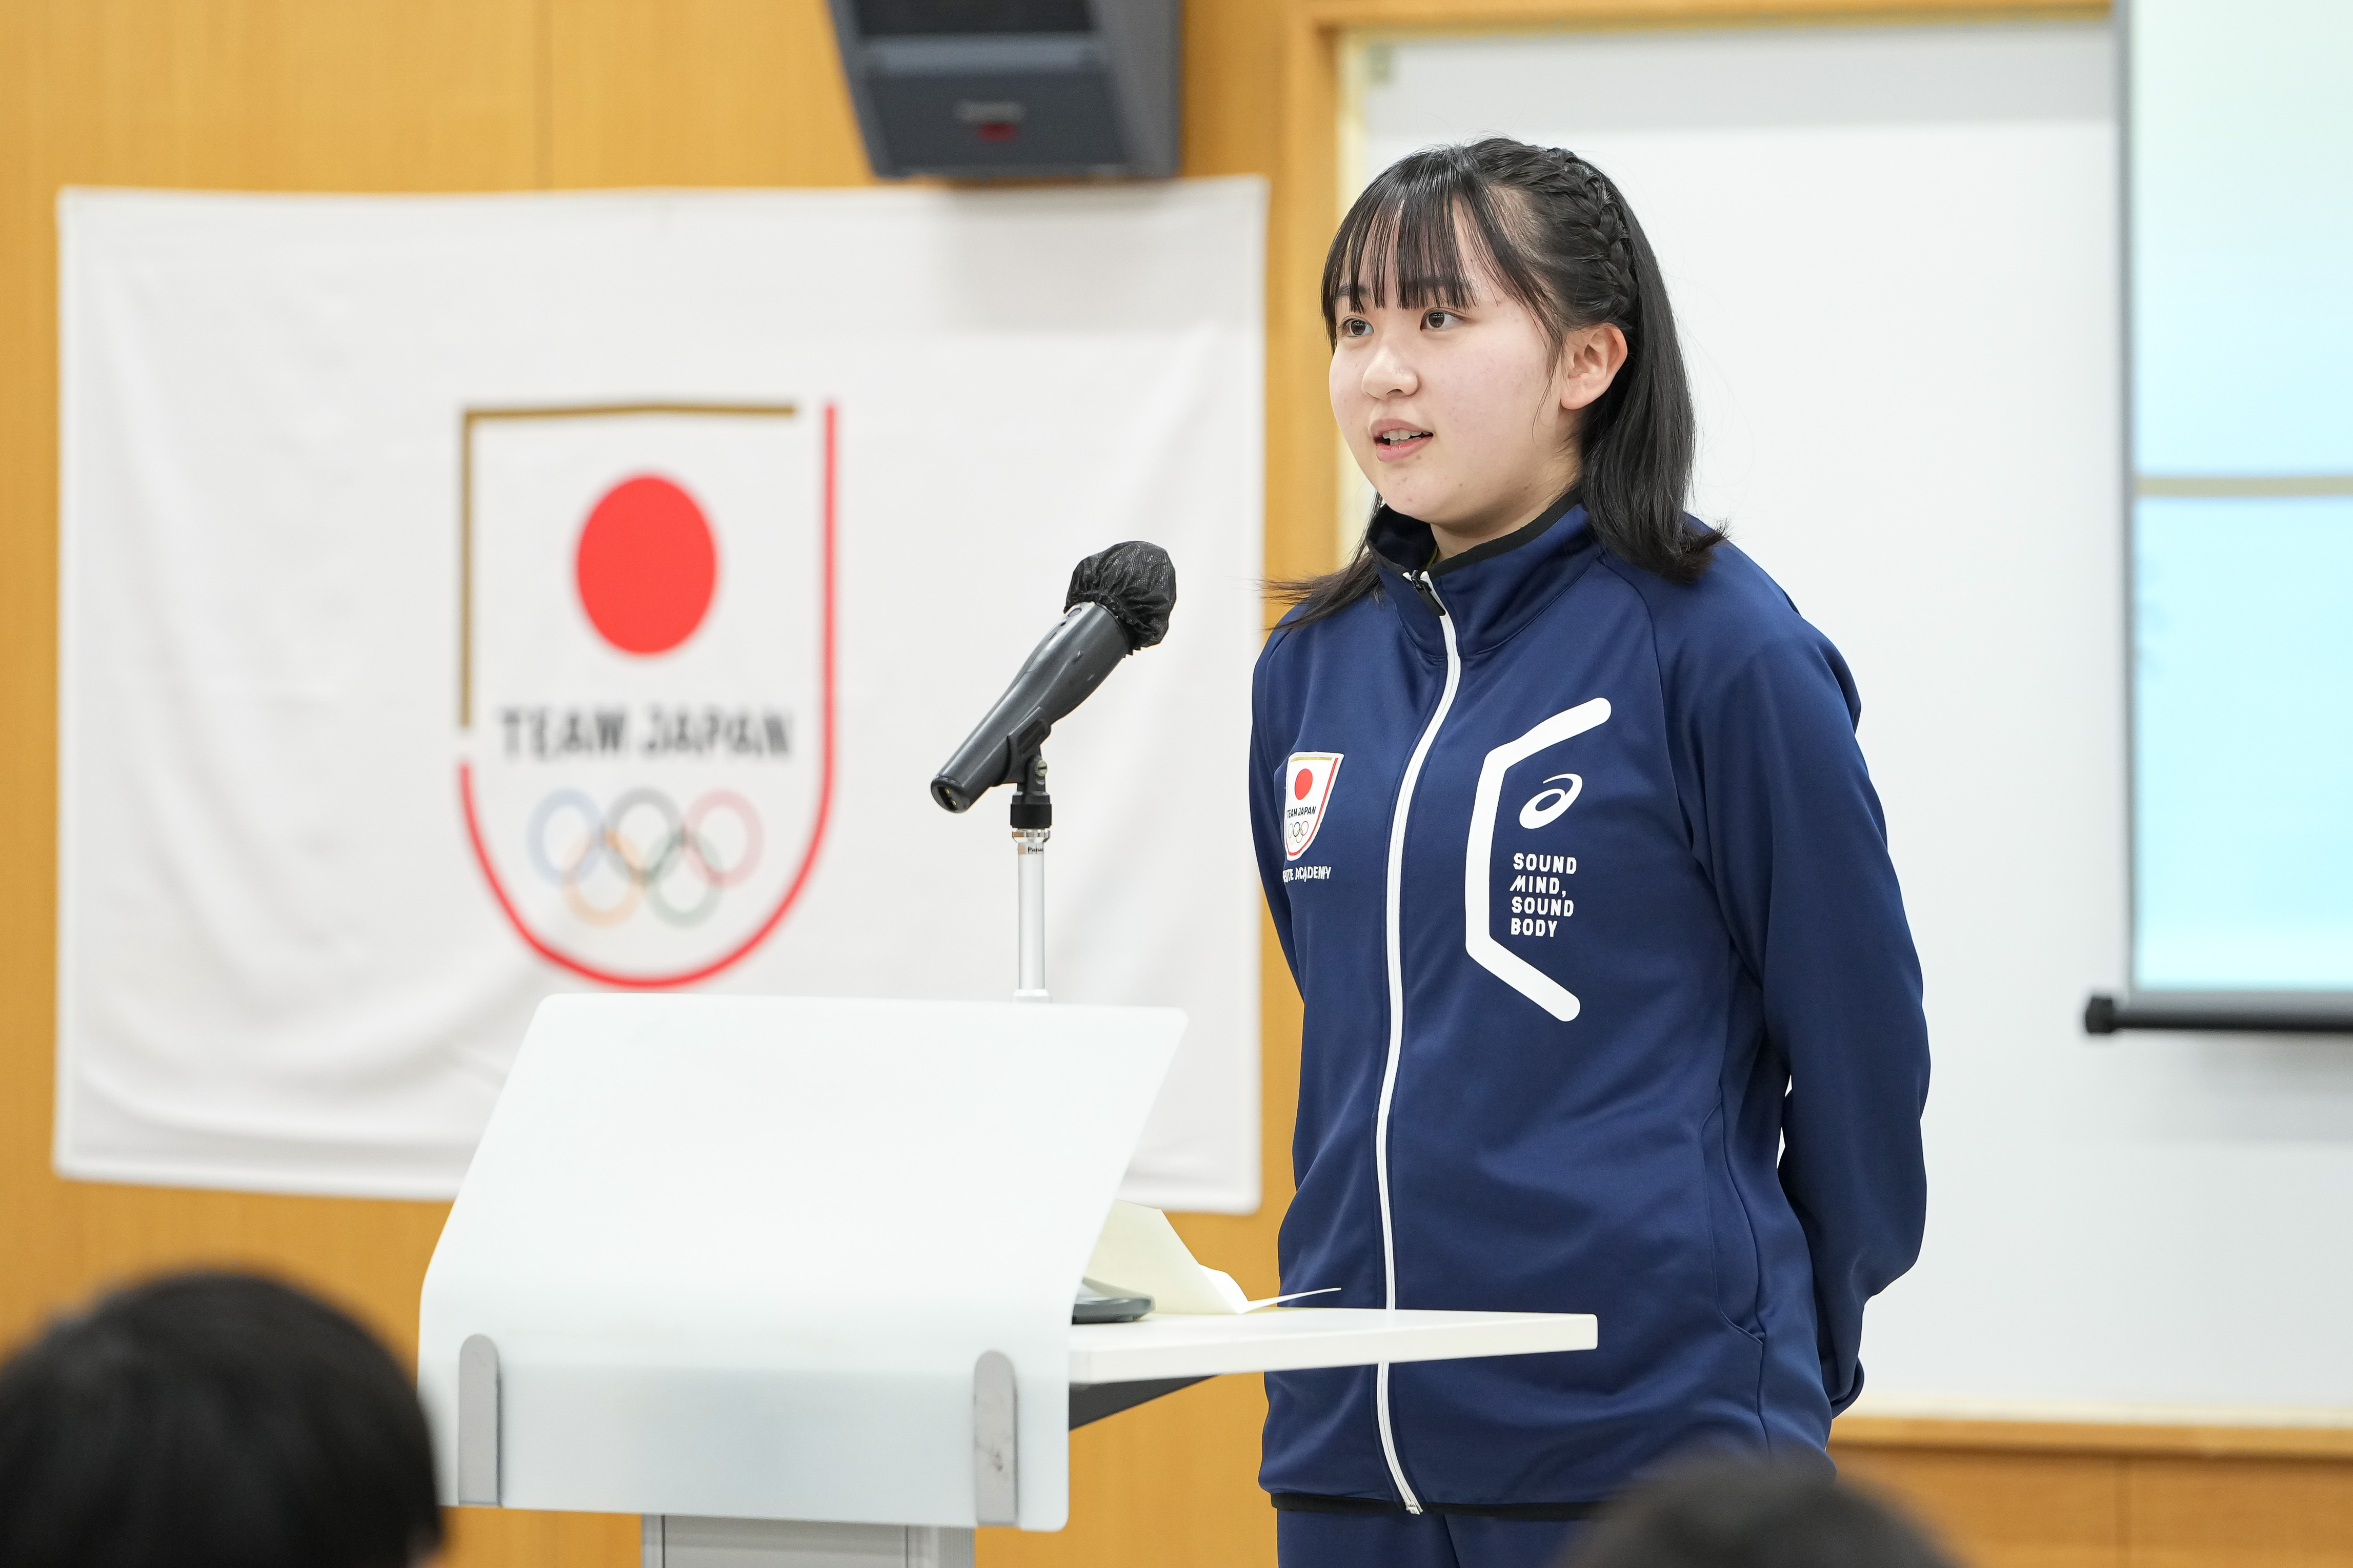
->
<box><xmin>1278</xmin><ymin>138</ymin><xmax>1719</xmax><ymax>624</ymax></box>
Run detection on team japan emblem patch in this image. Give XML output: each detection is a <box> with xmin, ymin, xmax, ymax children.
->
<box><xmin>1283</xmin><ymin>752</ymin><xmax>1343</xmax><ymax>860</ymax></box>
<box><xmin>457</xmin><ymin>402</ymin><xmax>835</xmax><ymax>987</ymax></box>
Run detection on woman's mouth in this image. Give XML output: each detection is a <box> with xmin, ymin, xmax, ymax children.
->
<box><xmin>1373</xmin><ymin>426</ymin><xmax>1433</xmax><ymax>461</ymax></box>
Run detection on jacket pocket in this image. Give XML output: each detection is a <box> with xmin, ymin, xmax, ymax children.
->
<box><xmin>1701</xmin><ymin>1101</ymin><xmax>1764</xmax><ymax>1343</ymax></box>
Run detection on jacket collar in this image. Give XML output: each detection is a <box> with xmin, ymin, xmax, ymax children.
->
<box><xmin>1367</xmin><ymin>489</ymin><xmax>1601</xmax><ymax>659</ymax></box>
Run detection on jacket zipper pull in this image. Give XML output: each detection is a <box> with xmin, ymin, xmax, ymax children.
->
<box><xmin>1409</xmin><ymin>572</ymin><xmax>1445</xmax><ymax>617</ymax></box>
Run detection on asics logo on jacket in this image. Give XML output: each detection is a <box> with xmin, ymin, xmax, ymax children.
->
<box><xmin>1518</xmin><ymin>772</ymin><xmax>1583</xmax><ymax>830</ymax></box>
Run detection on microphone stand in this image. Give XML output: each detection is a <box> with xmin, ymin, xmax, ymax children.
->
<box><xmin>1010</xmin><ymin>750</ymin><xmax>1051</xmax><ymax>1002</ymax></box>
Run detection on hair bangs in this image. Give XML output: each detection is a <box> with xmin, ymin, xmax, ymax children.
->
<box><xmin>1322</xmin><ymin>162</ymin><xmax>1505</xmax><ymax>341</ymax></box>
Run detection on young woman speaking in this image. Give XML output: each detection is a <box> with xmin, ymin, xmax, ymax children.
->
<box><xmin>1251</xmin><ymin>138</ymin><xmax>1930</xmax><ymax>1568</ymax></box>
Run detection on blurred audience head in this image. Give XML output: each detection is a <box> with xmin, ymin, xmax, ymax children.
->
<box><xmin>1565</xmin><ymin>1458</ymin><xmax>1957</xmax><ymax>1568</ymax></box>
<box><xmin>0</xmin><ymin>1270</ymin><xmax>443</xmax><ymax>1568</ymax></box>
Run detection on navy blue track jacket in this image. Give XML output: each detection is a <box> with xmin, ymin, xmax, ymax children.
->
<box><xmin>1250</xmin><ymin>496</ymin><xmax>1929</xmax><ymax>1512</ymax></box>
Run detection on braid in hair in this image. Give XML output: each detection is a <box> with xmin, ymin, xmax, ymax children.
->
<box><xmin>1467</xmin><ymin>137</ymin><xmax>1715</xmax><ymax>584</ymax></box>
<box><xmin>1551</xmin><ymin>151</ymin><xmax>1637</xmax><ymax>321</ymax></box>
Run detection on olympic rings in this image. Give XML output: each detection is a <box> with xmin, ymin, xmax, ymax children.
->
<box><xmin>686</xmin><ymin>790</ymin><xmax>763</xmax><ymax>886</ymax></box>
<box><xmin>527</xmin><ymin>789</ymin><xmax>603</xmax><ymax>883</ymax></box>
<box><xmin>605</xmin><ymin>788</ymin><xmax>686</xmax><ymax>881</ymax></box>
<box><xmin>525</xmin><ymin>786</ymin><xmax>767</xmax><ymax>928</ymax></box>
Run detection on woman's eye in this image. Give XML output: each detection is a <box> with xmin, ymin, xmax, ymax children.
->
<box><xmin>1340</xmin><ymin>317</ymin><xmax>1371</xmax><ymax>338</ymax></box>
<box><xmin>1423</xmin><ymin>309</ymin><xmax>1459</xmax><ymax>330</ymax></box>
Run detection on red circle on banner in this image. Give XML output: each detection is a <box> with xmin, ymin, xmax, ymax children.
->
<box><xmin>1294</xmin><ymin>768</ymin><xmax>1313</xmax><ymax>800</ymax></box>
<box><xmin>576</xmin><ymin>476</ymin><xmax>718</xmax><ymax>654</ymax></box>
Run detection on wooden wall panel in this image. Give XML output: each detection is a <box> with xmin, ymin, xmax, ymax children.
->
<box><xmin>2127</xmin><ymin>1458</ymin><xmax>2353</xmax><ymax>1568</ymax></box>
<box><xmin>1834</xmin><ymin>1444</ymin><xmax>2125</xmax><ymax>1568</ymax></box>
<box><xmin>1835</xmin><ymin>1441</ymin><xmax>2353</xmax><ymax>1568</ymax></box>
<box><xmin>988</xmin><ymin>1375</ymin><xmax>1277</xmax><ymax>1567</ymax></box>
<box><xmin>8</xmin><ymin>0</ymin><xmax>544</xmax><ymax>192</ymax></box>
<box><xmin>548</xmin><ymin>0</ymin><xmax>870</xmax><ymax>188</ymax></box>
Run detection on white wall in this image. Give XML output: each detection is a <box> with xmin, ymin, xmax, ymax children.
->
<box><xmin>1353</xmin><ymin>22</ymin><xmax>2353</xmax><ymax>1420</ymax></box>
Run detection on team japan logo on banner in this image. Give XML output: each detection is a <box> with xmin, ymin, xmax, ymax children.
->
<box><xmin>458</xmin><ymin>403</ymin><xmax>837</xmax><ymax>986</ymax></box>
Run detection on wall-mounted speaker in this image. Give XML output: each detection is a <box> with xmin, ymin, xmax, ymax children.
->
<box><xmin>826</xmin><ymin>1</ymin><xmax>1180</xmax><ymax>180</ymax></box>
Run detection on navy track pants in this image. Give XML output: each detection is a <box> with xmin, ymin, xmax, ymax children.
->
<box><xmin>1275</xmin><ymin>1510</ymin><xmax>1583</xmax><ymax>1568</ymax></box>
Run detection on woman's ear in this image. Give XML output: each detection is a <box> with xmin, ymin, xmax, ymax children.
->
<box><xmin>1557</xmin><ymin>322</ymin><xmax>1630</xmax><ymax>413</ymax></box>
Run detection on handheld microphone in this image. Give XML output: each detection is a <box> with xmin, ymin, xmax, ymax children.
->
<box><xmin>930</xmin><ymin>541</ymin><xmax>1176</xmax><ymax>813</ymax></box>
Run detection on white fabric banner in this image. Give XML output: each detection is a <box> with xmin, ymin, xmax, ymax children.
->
<box><xmin>57</xmin><ymin>181</ymin><xmax>1265</xmax><ymax>1209</ymax></box>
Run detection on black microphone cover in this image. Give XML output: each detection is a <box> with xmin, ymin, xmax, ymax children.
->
<box><xmin>1064</xmin><ymin>541</ymin><xmax>1176</xmax><ymax>652</ymax></box>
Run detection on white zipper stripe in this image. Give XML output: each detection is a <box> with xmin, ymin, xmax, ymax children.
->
<box><xmin>1372</xmin><ymin>579</ymin><xmax>1460</xmax><ymax>1515</ymax></box>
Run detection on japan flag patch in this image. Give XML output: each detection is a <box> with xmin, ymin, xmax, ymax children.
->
<box><xmin>1283</xmin><ymin>752</ymin><xmax>1344</xmax><ymax>860</ymax></box>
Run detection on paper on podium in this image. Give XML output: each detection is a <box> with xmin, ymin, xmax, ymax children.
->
<box><xmin>1086</xmin><ymin>1200</ymin><xmax>1335</xmax><ymax>1314</ymax></box>
<box><xmin>418</xmin><ymin>994</ymin><xmax>1182</xmax><ymax>1532</ymax></box>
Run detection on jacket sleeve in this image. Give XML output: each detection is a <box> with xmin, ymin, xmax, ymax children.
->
<box><xmin>1690</xmin><ymin>629</ymin><xmax>1929</xmax><ymax>1414</ymax></box>
<box><xmin>1249</xmin><ymin>636</ymin><xmax>1301</xmax><ymax>982</ymax></box>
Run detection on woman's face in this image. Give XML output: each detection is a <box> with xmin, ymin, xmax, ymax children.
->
<box><xmin>1329</xmin><ymin>248</ymin><xmax>1624</xmax><ymax>557</ymax></box>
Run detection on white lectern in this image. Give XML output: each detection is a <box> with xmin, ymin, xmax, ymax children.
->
<box><xmin>420</xmin><ymin>995</ymin><xmax>1597</xmax><ymax>1567</ymax></box>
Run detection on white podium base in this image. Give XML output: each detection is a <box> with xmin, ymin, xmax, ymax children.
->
<box><xmin>643</xmin><ymin>1516</ymin><xmax>975</xmax><ymax>1568</ymax></box>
